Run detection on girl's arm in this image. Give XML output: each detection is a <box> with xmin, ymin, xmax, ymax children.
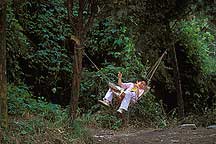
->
<box><xmin>118</xmin><ymin>72</ymin><xmax>123</xmax><ymax>86</ymax></box>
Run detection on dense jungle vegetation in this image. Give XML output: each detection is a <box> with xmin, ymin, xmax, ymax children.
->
<box><xmin>0</xmin><ymin>0</ymin><xmax>216</xmax><ymax>143</ymax></box>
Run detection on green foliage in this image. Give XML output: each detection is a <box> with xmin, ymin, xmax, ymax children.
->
<box><xmin>190</xmin><ymin>76</ymin><xmax>216</xmax><ymax>114</ymax></box>
<box><xmin>86</xmin><ymin>18</ymin><xmax>132</xmax><ymax>65</ymax></box>
<box><xmin>70</xmin><ymin>117</ymin><xmax>94</xmax><ymax>143</ymax></box>
<box><xmin>8</xmin><ymin>83</ymin><xmax>32</xmax><ymax>115</ymax></box>
<box><xmin>80</xmin><ymin>18</ymin><xmax>148</xmax><ymax>113</ymax></box>
<box><xmin>95</xmin><ymin>113</ymin><xmax>122</xmax><ymax>130</ymax></box>
<box><xmin>184</xmin><ymin>107</ymin><xmax>216</xmax><ymax>127</ymax></box>
<box><xmin>4</xmin><ymin>83</ymin><xmax>91</xmax><ymax>143</ymax></box>
<box><xmin>176</xmin><ymin>16</ymin><xmax>216</xmax><ymax>74</ymax></box>
<box><xmin>6</xmin><ymin>0</ymin><xmax>30</xmax><ymax>82</ymax></box>
<box><xmin>6</xmin><ymin>0</ymin><xmax>73</xmax><ymax>103</ymax></box>
<box><xmin>81</xmin><ymin>105</ymin><xmax>124</xmax><ymax>130</ymax></box>
<box><xmin>7</xmin><ymin>83</ymin><xmax>67</xmax><ymax>122</ymax></box>
<box><xmin>130</xmin><ymin>93</ymin><xmax>167</xmax><ymax>128</ymax></box>
<box><xmin>21</xmin><ymin>0</ymin><xmax>72</xmax><ymax>90</ymax></box>
<box><xmin>173</xmin><ymin>15</ymin><xmax>216</xmax><ymax>114</ymax></box>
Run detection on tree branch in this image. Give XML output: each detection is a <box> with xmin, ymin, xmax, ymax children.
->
<box><xmin>77</xmin><ymin>0</ymin><xmax>84</xmax><ymax>38</ymax></box>
<box><xmin>83</xmin><ymin>0</ymin><xmax>96</xmax><ymax>35</ymax></box>
<box><xmin>67</xmin><ymin>0</ymin><xmax>80</xmax><ymax>33</ymax></box>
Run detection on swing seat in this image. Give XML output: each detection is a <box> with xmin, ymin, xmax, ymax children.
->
<box><xmin>99</xmin><ymin>82</ymin><xmax>151</xmax><ymax>110</ymax></box>
<box><xmin>98</xmin><ymin>82</ymin><xmax>125</xmax><ymax>108</ymax></box>
<box><xmin>108</xmin><ymin>82</ymin><xmax>124</xmax><ymax>93</ymax></box>
<box><xmin>109</xmin><ymin>82</ymin><xmax>151</xmax><ymax>104</ymax></box>
<box><xmin>108</xmin><ymin>82</ymin><xmax>126</xmax><ymax>102</ymax></box>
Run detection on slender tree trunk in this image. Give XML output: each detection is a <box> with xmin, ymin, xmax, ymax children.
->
<box><xmin>67</xmin><ymin>0</ymin><xmax>73</xmax><ymax>24</ymax></box>
<box><xmin>0</xmin><ymin>0</ymin><xmax>8</xmax><ymax>129</ymax></box>
<box><xmin>67</xmin><ymin>0</ymin><xmax>84</xmax><ymax>123</ymax></box>
<box><xmin>172</xmin><ymin>45</ymin><xmax>184</xmax><ymax>119</ymax></box>
<box><xmin>67</xmin><ymin>0</ymin><xmax>96</xmax><ymax>123</ymax></box>
<box><xmin>70</xmin><ymin>44</ymin><xmax>83</xmax><ymax>122</ymax></box>
<box><xmin>68</xmin><ymin>0</ymin><xmax>85</xmax><ymax>123</ymax></box>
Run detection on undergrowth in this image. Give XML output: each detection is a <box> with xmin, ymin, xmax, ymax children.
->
<box><xmin>1</xmin><ymin>83</ymin><xmax>92</xmax><ymax>144</ymax></box>
<box><xmin>3</xmin><ymin>82</ymin><xmax>215</xmax><ymax>144</ymax></box>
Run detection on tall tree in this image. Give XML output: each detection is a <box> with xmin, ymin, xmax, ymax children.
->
<box><xmin>0</xmin><ymin>0</ymin><xmax>8</xmax><ymax>128</ymax></box>
<box><xmin>67</xmin><ymin>0</ymin><xmax>98</xmax><ymax>123</ymax></box>
<box><xmin>172</xmin><ymin>43</ymin><xmax>184</xmax><ymax>118</ymax></box>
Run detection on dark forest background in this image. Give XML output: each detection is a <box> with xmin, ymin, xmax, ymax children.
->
<box><xmin>0</xmin><ymin>0</ymin><xmax>215</xmax><ymax>143</ymax></box>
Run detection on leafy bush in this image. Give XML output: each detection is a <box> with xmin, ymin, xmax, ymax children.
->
<box><xmin>8</xmin><ymin>83</ymin><xmax>67</xmax><ymax>122</ymax></box>
<box><xmin>6</xmin><ymin>0</ymin><xmax>72</xmax><ymax>105</ymax></box>
<box><xmin>184</xmin><ymin>106</ymin><xmax>216</xmax><ymax>127</ymax></box>
<box><xmin>129</xmin><ymin>93</ymin><xmax>167</xmax><ymax>128</ymax></box>
<box><xmin>176</xmin><ymin>16</ymin><xmax>216</xmax><ymax>74</ymax></box>
<box><xmin>6</xmin><ymin>0</ymin><xmax>30</xmax><ymax>83</ymax></box>
<box><xmin>94</xmin><ymin>113</ymin><xmax>122</xmax><ymax>130</ymax></box>
<box><xmin>4</xmin><ymin>83</ymin><xmax>93</xmax><ymax>144</ymax></box>
<box><xmin>174</xmin><ymin>16</ymin><xmax>216</xmax><ymax>114</ymax></box>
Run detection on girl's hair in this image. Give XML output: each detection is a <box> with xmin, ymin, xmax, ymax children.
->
<box><xmin>142</xmin><ymin>79</ymin><xmax>148</xmax><ymax>85</ymax></box>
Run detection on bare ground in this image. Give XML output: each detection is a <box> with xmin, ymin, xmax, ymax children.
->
<box><xmin>90</xmin><ymin>127</ymin><xmax>216</xmax><ymax>144</ymax></box>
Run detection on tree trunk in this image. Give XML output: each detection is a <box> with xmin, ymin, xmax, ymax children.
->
<box><xmin>67</xmin><ymin>0</ymin><xmax>96</xmax><ymax>123</ymax></box>
<box><xmin>0</xmin><ymin>0</ymin><xmax>8</xmax><ymax>129</ymax></box>
<box><xmin>172</xmin><ymin>45</ymin><xmax>184</xmax><ymax>119</ymax></box>
<box><xmin>70</xmin><ymin>44</ymin><xmax>83</xmax><ymax>122</ymax></box>
<box><xmin>67</xmin><ymin>0</ymin><xmax>73</xmax><ymax>24</ymax></box>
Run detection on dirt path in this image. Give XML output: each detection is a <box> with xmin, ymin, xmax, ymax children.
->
<box><xmin>90</xmin><ymin>127</ymin><xmax>216</xmax><ymax>144</ymax></box>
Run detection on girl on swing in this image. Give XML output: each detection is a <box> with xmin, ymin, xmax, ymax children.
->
<box><xmin>98</xmin><ymin>72</ymin><xmax>148</xmax><ymax>113</ymax></box>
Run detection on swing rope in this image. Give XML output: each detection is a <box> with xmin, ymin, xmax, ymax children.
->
<box><xmin>146</xmin><ymin>49</ymin><xmax>167</xmax><ymax>83</ymax></box>
<box><xmin>83</xmin><ymin>52</ymin><xmax>111</xmax><ymax>83</ymax></box>
<box><xmin>83</xmin><ymin>49</ymin><xmax>167</xmax><ymax>83</ymax></box>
